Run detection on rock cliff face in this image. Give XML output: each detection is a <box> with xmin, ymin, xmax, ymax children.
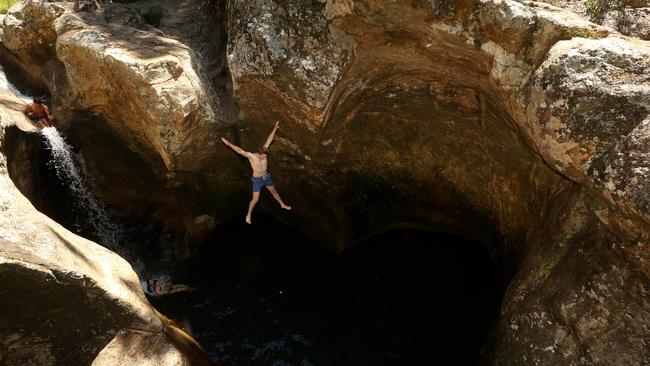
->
<box><xmin>1</xmin><ymin>0</ymin><xmax>649</xmax><ymax>364</ymax></box>
<box><xmin>1</xmin><ymin>0</ymin><xmax>238</xmax><ymax>251</ymax></box>
<box><xmin>0</xmin><ymin>90</ymin><xmax>211</xmax><ymax>364</ymax></box>
<box><xmin>543</xmin><ymin>0</ymin><xmax>650</xmax><ymax>39</ymax></box>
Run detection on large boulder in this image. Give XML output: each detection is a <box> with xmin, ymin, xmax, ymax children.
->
<box><xmin>1</xmin><ymin>0</ymin><xmax>238</xmax><ymax>251</ymax></box>
<box><xmin>0</xmin><ymin>89</ymin><xmax>210</xmax><ymax>365</ymax></box>
<box><xmin>92</xmin><ymin>318</ymin><xmax>212</xmax><ymax>366</ymax></box>
<box><xmin>523</xmin><ymin>36</ymin><xmax>650</xmax><ymax>221</ymax></box>
<box><xmin>1</xmin><ymin>0</ymin><xmax>648</xmax><ymax>364</ymax></box>
<box><xmin>3</xmin><ymin>0</ymin><xmax>221</xmax><ymax>172</ymax></box>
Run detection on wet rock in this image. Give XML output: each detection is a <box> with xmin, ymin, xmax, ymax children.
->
<box><xmin>0</xmin><ymin>89</ymin><xmax>211</xmax><ymax>365</ymax></box>
<box><xmin>0</xmin><ymin>1</ymin><xmax>648</xmax><ymax>364</ymax></box>
<box><xmin>523</xmin><ymin>36</ymin><xmax>650</xmax><ymax>223</ymax></box>
<box><xmin>1</xmin><ymin>0</ymin><xmax>237</xmax><ymax>248</ymax></box>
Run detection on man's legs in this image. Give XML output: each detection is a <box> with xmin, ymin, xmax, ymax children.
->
<box><xmin>246</xmin><ymin>191</ymin><xmax>260</xmax><ymax>224</ymax></box>
<box><xmin>266</xmin><ymin>186</ymin><xmax>291</xmax><ymax>210</ymax></box>
<box><xmin>169</xmin><ymin>284</ymin><xmax>191</xmax><ymax>294</ymax></box>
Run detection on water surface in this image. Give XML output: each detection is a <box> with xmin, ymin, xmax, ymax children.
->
<box><xmin>151</xmin><ymin>215</ymin><xmax>503</xmax><ymax>365</ymax></box>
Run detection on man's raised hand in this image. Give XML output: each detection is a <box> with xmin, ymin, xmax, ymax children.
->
<box><xmin>274</xmin><ymin>121</ymin><xmax>280</xmax><ymax>130</ymax></box>
<box><xmin>221</xmin><ymin>137</ymin><xmax>230</xmax><ymax>146</ymax></box>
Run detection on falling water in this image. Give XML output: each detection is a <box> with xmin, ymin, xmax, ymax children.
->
<box><xmin>0</xmin><ymin>69</ymin><xmax>31</xmax><ymax>103</ymax></box>
<box><xmin>1</xmin><ymin>66</ymin><xmax>140</xmax><ymax>270</ymax></box>
<box><xmin>41</xmin><ymin>126</ymin><xmax>122</xmax><ymax>248</ymax></box>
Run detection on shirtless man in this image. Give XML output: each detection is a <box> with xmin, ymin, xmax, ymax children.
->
<box><xmin>221</xmin><ymin>121</ymin><xmax>291</xmax><ymax>224</ymax></box>
<box><xmin>24</xmin><ymin>98</ymin><xmax>54</xmax><ymax>128</ymax></box>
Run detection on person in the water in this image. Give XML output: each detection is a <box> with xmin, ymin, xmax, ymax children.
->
<box><xmin>24</xmin><ymin>98</ymin><xmax>54</xmax><ymax>128</ymax></box>
<box><xmin>221</xmin><ymin>121</ymin><xmax>292</xmax><ymax>224</ymax></box>
<box><xmin>142</xmin><ymin>278</ymin><xmax>192</xmax><ymax>296</ymax></box>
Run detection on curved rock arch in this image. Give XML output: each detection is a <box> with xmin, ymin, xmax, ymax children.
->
<box><xmin>1</xmin><ymin>0</ymin><xmax>648</xmax><ymax>364</ymax></box>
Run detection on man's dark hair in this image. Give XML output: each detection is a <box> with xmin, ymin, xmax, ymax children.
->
<box><xmin>259</xmin><ymin>146</ymin><xmax>269</xmax><ymax>155</ymax></box>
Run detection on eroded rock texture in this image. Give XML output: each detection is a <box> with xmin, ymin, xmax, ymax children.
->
<box><xmin>0</xmin><ymin>91</ymin><xmax>211</xmax><ymax>364</ymax></box>
<box><xmin>542</xmin><ymin>0</ymin><xmax>650</xmax><ymax>39</ymax></box>
<box><xmin>1</xmin><ymin>0</ymin><xmax>649</xmax><ymax>365</ymax></box>
<box><xmin>1</xmin><ymin>0</ymin><xmax>241</xmax><ymax>251</ymax></box>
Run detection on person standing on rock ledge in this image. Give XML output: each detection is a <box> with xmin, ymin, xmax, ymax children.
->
<box><xmin>221</xmin><ymin>121</ymin><xmax>292</xmax><ymax>224</ymax></box>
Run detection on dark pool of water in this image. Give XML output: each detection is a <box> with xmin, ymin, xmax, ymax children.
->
<box><xmin>149</xmin><ymin>214</ymin><xmax>503</xmax><ymax>365</ymax></box>
<box><xmin>3</xmin><ymin>70</ymin><xmax>501</xmax><ymax>364</ymax></box>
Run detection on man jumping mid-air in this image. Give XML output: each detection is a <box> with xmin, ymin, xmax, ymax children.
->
<box><xmin>221</xmin><ymin>121</ymin><xmax>291</xmax><ymax>224</ymax></box>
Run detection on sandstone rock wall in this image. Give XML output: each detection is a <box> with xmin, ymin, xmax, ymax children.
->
<box><xmin>1</xmin><ymin>0</ymin><xmax>242</xmax><ymax>249</ymax></box>
<box><xmin>0</xmin><ymin>86</ymin><xmax>211</xmax><ymax>366</ymax></box>
<box><xmin>1</xmin><ymin>0</ymin><xmax>648</xmax><ymax>364</ymax></box>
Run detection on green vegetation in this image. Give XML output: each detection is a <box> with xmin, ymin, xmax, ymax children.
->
<box><xmin>0</xmin><ymin>0</ymin><xmax>18</xmax><ymax>14</ymax></box>
<box><xmin>585</xmin><ymin>0</ymin><xmax>630</xmax><ymax>21</ymax></box>
<box><xmin>538</xmin><ymin>260</ymin><xmax>557</xmax><ymax>280</ymax></box>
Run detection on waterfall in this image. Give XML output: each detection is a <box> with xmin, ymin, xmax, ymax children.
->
<box><xmin>1</xmin><ymin>67</ymin><xmax>144</xmax><ymax>271</ymax></box>
<box><xmin>0</xmin><ymin>68</ymin><xmax>32</xmax><ymax>103</ymax></box>
<box><xmin>1</xmin><ymin>68</ymin><xmax>143</xmax><ymax>271</ymax></box>
<box><xmin>41</xmin><ymin>127</ymin><xmax>122</xmax><ymax>248</ymax></box>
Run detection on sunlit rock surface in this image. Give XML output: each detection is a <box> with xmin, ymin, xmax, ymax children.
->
<box><xmin>4</xmin><ymin>0</ymin><xmax>220</xmax><ymax>172</ymax></box>
<box><xmin>92</xmin><ymin>321</ymin><xmax>212</xmax><ymax>366</ymax></box>
<box><xmin>0</xmin><ymin>89</ymin><xmax>210</xmax><ymax>366</ymax></box>
<box><xmin>1</xmin><ymin>0</ymin><xmax>237</xmax><ymax>248</ymax></box>
<box><xmin>0</xmin><ymin>0</ymin><xmax>648</xmax><ymax>364</ymax></box>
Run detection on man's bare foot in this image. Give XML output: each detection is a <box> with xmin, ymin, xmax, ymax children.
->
<box><xmin>245</xmin><ymin>215</ymin><xmax>252</xmax><ymax>224</ymax></box>
<box><xmin>281</xmin><ymin>205</ymin><xmax>292</xmax><ymax>210</ymax></box>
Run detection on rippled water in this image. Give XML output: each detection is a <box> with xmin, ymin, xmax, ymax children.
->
<box><xmin>150</xmin><ymin>215</ymin><xmax>503</xmax><ymax>365</ymax></box>
<box><xmin>1</xmin><ymin>66</ymin><xmax>502</xmax><ymax>365</ymax></box>
<box><xmin>0</xmin><ymin>68</ymin><xmax>123</xmax><ymax>250</ymax></box>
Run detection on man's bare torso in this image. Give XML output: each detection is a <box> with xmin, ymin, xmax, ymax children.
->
<box><xmin>25</xmin><ymin>103</ymin><xmax>48</xmax><ymax>120</ymax></box>
<box><xmin>248</xmin><ymin>154</ymin><xmax>268</xmax><ymax>177</ymax></box>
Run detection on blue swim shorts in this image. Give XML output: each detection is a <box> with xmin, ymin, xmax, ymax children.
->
<box><xmin>252</xmin><ymin>173</ymin><xmax>274</xmax><ymax>192</ymax></box>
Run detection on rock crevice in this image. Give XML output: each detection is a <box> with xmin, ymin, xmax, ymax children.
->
<box><xmin>0</xmin><ymin>0</ymin><xmax>648</xmax><ymax>364</ymax></box>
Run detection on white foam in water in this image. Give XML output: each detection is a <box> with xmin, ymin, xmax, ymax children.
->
<box><xmin>41</xmin><ymin>126</ymin><xmax>122</xmax><ymax>248</ymax></box>
<box><xmin>0</xmin><ymin>68</ymin><xmax>32</xmax><ymax>103</ymax></box>
<box><xmin>1</xmin><ymin>69</ymin><xmax>142</xmax><ymax>271</ymax></box>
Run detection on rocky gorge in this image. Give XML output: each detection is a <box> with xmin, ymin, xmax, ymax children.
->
<box><xmin>0</xmin><ymin>0</ymin><xmax>648</xmax><ymax>364</ymax></box>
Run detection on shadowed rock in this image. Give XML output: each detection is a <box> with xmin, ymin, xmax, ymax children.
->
<box><xmin>0</xmin><ymin>0</ymin><xmax>648</xmax><ymax>364</ymax></box>
<box><xmin>0</xmin><ymin>84</ymin><xmax>211</xmax><ymax>366</ymax></box>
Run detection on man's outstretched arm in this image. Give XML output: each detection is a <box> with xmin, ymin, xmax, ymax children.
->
<box><xmin>221</xmin><ymin>137</ymin><xmax>253</xmax><ymax>158</ymax></box>
<box><xmin>263</xmin><ymin>121</ymin><xmax>280</xmax><ymax>149</ymax></box>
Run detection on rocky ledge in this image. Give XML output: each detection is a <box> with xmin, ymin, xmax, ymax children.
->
<box><xmin>0</xmin><ymin>0</ymin><xmax>648</xmax><ymax>365</ymax></box>
<box><xmin>0</xmin><ymin>89</ymin><xmax>210</xmax><ymax>366</ymax></box>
